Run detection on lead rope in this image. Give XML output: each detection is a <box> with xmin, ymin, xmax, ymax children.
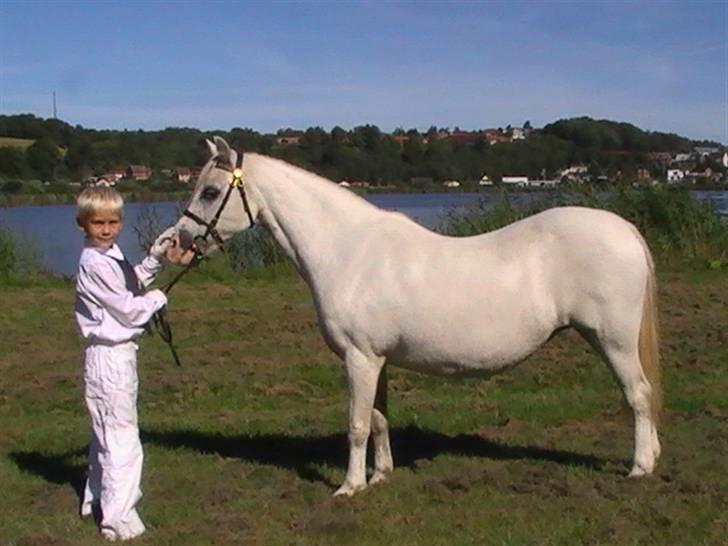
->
<box><xmin>150</xmin><ymin>248</ymin><xmax>205</xmax><ymax>367</ymax></box>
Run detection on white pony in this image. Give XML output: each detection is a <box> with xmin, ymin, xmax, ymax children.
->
<box><xmin>173</xmin><ymin>136</ymin><xmax>661</xmax><ymax>496</ymax></box>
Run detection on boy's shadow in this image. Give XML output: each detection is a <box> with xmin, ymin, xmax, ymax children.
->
<box><xmin>9</xmin><ymin>426</ymin><xmax>611</xmax><ymax>494</ymax></box>
<box><xmin>8</xmin><ymin>447</ymin><xmax>87</xmax><ymax>497</ymax></box>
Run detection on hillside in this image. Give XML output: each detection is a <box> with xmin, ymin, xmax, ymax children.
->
<box><xmin>0</xmin><ymin>113</ymin><xmax>725</xmax><ymax>188</ymax></box>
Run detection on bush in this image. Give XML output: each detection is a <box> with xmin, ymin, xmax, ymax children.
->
<box><xmin>0</xmin><ymin>228</ymin><xmax>16</xmax><ymax>275</ymax></box>
<box><xmin>441</xmin><ymin>186</ymin><xmax>728</xmax><ymax>269</ymax></box>
<box><xmin>0</xmin><ymin>227</ymin><xmax>43</xmax><ymax>278</ymax></box>
<box><xmin>225</xmin><ymin>226</ymin><xmax>288</xmax><ymax>271</ymax></box>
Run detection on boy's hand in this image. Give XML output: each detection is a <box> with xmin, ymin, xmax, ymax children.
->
<box><xmin>165</xmin><ymin>236</ymin><xmax>197</xmax><ymax>265</ymax></box>
<box><xmin>150</xmin><ymin>227</ymin><xmax>177</xmax><ymax>260</ymax></box>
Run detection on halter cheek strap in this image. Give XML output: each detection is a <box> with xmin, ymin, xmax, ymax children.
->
<box><xmin>182</xmin><ymin>150</ymin><xmax>255</xmax><ymax>253</ymax></box>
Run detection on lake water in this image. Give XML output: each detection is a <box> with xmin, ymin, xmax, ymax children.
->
<box><xmin>1</xmin><ymin>190</ymin><xmax>726</xmax><ymax>277</ymax></box>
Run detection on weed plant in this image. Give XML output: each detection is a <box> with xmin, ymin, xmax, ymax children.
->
<box><xmin>441</xmin><ymin>185</ymin><xmax>728</xmax><ymax>269</ymax></box>
<box><xmin>0</xmin><ymin>225</ymin><xmax>44</xmax><ymax>281</ymax></box>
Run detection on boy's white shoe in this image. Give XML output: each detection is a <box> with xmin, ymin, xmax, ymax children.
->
<box><xmin>100</xmin><ymin>511</ymin><xmax>146</xmax><ymax>542</ymax></box>
<box><xmin>101</xmin><ymin>527</ymin><xmax>145</xmax><ymax>542</ymax></box>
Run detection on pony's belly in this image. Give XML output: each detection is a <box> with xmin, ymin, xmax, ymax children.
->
<box><xmin>388</xmin><ymin>357</ymin><xmax>510</xmax><ymax>378</ymax></box>
<box><xmin>386</xmin><ymin>343</ymin><xmax>533</xmax><ymax>377</ymax></box>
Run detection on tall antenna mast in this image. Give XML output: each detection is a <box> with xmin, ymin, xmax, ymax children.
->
<box><xmin>53</xmin><ymin>91</ymin><xmax>57</xmax><ymax>119</ymax></box>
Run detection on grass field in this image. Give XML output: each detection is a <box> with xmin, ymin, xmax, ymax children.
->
<box><xmin>0</xmin><ymin>264</ymin><xmax>726</xmax><ymax>546</ymax></box>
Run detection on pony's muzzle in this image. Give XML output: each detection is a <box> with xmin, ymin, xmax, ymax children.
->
<box><xmin>177</xmin><ymin>229</ymin><xmax>196</xmax><ymax>251</ymax></box>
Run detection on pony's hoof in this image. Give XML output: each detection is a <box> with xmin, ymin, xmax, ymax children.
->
<box><xmin>369</xmin><ymin>471</ymin><xmax>390</xmax><ymax>486</ymax></box>
<box><xmin>333</xmin><ymin>481</ymin><xmax>366</xmax><ymax>497</ymax></box>
<box><xmin>628</xmin><ymin>464</ymin><xmax>652</xmax><ymax>478</ymax></box>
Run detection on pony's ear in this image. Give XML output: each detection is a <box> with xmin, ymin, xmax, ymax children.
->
<box><xmin>206</xmin><ymin>138</ymin><xmax>217</xmax><ymax>158</ymax></box>
<box><xmin>213</xmin><ymin>136</ymin><xmax>233</xmax><ymax>168</ymax></box>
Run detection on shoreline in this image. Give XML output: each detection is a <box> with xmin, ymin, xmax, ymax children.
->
<box><xmin>1</xmin><ymin>185</ymin><xmax>726</xmax><ymax>209</ymax></box>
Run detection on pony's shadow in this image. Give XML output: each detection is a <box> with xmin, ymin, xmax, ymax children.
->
<box><xmin>8</xmin><ymin>427</ymin><xmax>613</xmax><ymax>494</ymax></box>
<box><xmin>142</xmin><ymin>425</ymin><xmax>611</xmax><ymax>487</ymax></box>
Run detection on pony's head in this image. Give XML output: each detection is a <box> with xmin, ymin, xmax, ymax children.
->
<box><xmin>175</xmin><ymin>136</ymin><xmax>257</xmax><ymax>255</ymax></box>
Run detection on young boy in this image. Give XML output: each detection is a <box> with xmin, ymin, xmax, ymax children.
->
<box><xmin>74</xmin><ymin>187</ymin><xmax>185</xmax><ymax>541</ymax></box>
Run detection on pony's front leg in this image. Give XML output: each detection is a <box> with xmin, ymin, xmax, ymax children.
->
<box><xmin>334</xmin><ymin>348</ymin><xmax>384</xmax><ymax>497</ymax></box>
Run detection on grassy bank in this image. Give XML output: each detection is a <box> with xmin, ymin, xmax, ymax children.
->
<box><xmin>0</xmin><ymin>265</ymin><xmax>726</xmax><ymax>545</ymax></box>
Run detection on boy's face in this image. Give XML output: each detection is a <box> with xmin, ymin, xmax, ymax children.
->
<box><xmin>79</xmin><ymin>208</ymin><xmax>123</xmax><ymax>250</ymax></box>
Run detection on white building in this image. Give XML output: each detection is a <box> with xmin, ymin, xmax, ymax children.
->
<box><xmin>667</xmin><ymin>169</ymin><xmax>684</xmax><ymax>183</ymax></box>
<box><xmin>526</xmin><ymin>179</ymin><xmax>559</xmax><ymax>188</ymax></box>
<box><xmin>502</xmin><ymin>176</ymin><xmax>529</xmax><ymax>187</ymax></box>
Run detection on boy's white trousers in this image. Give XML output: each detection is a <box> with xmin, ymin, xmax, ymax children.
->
<box><xmin>82</xmin><ymin>342</ymin><xmax>146</xmax><ymax>540</ymax></box>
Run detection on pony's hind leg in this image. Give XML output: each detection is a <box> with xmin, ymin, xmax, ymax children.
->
<box><xmin>581</xmin><ymin>328</ymin><xmax>659</xmax><ymax>476</ymax></box>
<box><xmin>613</xmin><ymin>350</ymin><xmax>658</xmax><ymax>477</ymax></box>
<box><xmin>334</xmin><ymin>348</ymin><xmax>386</xmax><ymax>496</ymax></box>
<box><xmin>370</xmin><ymin>364</ymin><xmax>393</xmax><ymax>486</ymax></box>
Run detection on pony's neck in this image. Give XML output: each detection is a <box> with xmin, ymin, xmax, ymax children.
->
<box><xmin>246</xmin><ymin>154</ymin><xmax>382</xmax><ymax>282</ymax></box>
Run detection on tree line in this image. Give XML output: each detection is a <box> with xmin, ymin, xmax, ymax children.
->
<box><xmin>0</xmin><ymin>113</ymin><xmax>723</xmax><ymax>191</ymax></box>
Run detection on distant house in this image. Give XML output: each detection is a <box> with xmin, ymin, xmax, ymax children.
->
<box><xmin>636</xmin><ymin>168</ymin><xmax>652</xmax><ymax>183</ymax></box>
<box><xmin>483</xmin><ymin>129</ymin><xmax>511</xmax><ymax>145</ymax></box>
<box><xmin>338</xmin><ymin>180</ymin><xmax>351</xmax><ymax>188</ymax></box>
<box><xmin>502</xmin><ymin>176</ymin><xmax>529</xmax><ymax>187</ymax></box>
<box><xmin>648</xmin><ymin>152</ymin><xmax>673</xmax><ymax>165</ymax></box>
<box><xmin>95</xmin><ymin>177</ymin><xmax>114</xmax><ymax>187</ymax></box>
<box><xmin>673</xmin><ymin>153</ymin><xmax>692</xmax><ymax>163</ymax></box>
<box><xmin>85</xmin><ymin>176</ymin><xmax>116</xmax><ymax>187</ymax></box>
<box><xmin>694</xmin><ymin>146</ymin><xmax>720</xmax><ymax>157</ymax></box>
<box><xmin>667</xmin><ymin>169</ymin><xmax>684</xmax><ymax>183</ymax></box>
<box><xmin>442</xmin><ymin>180</ymin><xmax>460</xmax><ymax>188</ymax></box>
<box><xmin>101</xmin><ymin>170</ymin><xmax>124</xmax><ymax>183</ymax></box>
<box><xmin>525</xmin><ymin>179</ymin><xmax>559</xmax><ymax>188</ymax></box>
<box><xmin>479</xmin><ymin>175</ymin><xmax>493</xmax><ymax>186</ymax></box>
<box><xmin>510</xmin><ymin>127</ymin><xmax>526</xmax><ymax>140</ymax></box>
<box><xmin>722</xmin><ymin>152</ymin><xmax>728</xmax><ymax>168</ymax></box>
<box><xmin>559</xmin><ymin>165</ymin><xmax>589</xmax><ymax>183</ymax></box>
<box><xmin>447</xmin><ymin>131</ymin><xmax>480</xmax><ymax>144</ymax></box>
<box><xmin>126</xmin><ymin>165</ymin><xmax>152</xmax><ymax>181</ymax></box>
<box><xmin>275</xmin><ymin>135</ymin><xmax>301</xmax><ymax>145</ymax></box>
<box><xmin>174</xmin><ymin>167</ymin><xmax>192</xmax><ymax>183</ymax></box>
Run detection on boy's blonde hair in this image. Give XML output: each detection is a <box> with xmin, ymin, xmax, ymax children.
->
<box><xmin>76</xmin><ymin>187</ymin><xmax>124</xmax><ymax>225</ymax></box>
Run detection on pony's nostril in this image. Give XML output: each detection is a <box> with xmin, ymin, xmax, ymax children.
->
<box><xmin>178</xmin><ymin>230</ymin><xmax>195</xmax><ymax>250</ymax></box>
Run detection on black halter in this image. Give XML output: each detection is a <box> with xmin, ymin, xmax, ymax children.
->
<box><xmin>182</xmin><ymin>150</ymin><xmax>255</xmax><ymax>254</ymax></box>
<box><xmin>155</xmin><ymin>151</ymin><xmax>255</xmax><ymax>367</ymax></box>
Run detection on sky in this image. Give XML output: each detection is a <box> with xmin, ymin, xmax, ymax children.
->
<box><xmin>1</xmin><ymin>0</ymin><xmax>726</xmax><ymax>143</ymax></box>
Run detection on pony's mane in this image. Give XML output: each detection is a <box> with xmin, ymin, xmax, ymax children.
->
<box><xmin>247</xmin><ymin>153</ymin><xmax>390</xmax><ymax>216</ymax></box>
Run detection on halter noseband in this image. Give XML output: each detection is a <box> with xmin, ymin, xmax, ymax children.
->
<box><xmin>182</xmin><ymin>150</ymin><xmax>256</xmax><ymax>253</ymax></box>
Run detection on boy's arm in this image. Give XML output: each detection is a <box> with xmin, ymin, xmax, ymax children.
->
<box><xmin>81</xmin><ymin>260</ymin><xmax>166</xmax><ymax>328</ymax></box>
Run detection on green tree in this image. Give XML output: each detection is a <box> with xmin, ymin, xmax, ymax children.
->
<box><xmin>26</xmin><ymin>138</ymin><xmax>61</xmax><ymax>180</ymax></box>
<box><xmin>0</xmin><ymin>147</ymin><xmax>28</xmax><ymax>179</ymax></box>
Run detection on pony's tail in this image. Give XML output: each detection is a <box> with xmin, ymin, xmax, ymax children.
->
<box><xmin>637</xmin><ymin>234</ymin><xmax>662</xmax><ymax>426</ymax></box>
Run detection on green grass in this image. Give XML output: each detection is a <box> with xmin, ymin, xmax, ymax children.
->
<box><xmin>1</xmin><ymin>265</ymin><xmax>726</xmax><ymax>546</ymax></box>
<box><xmin>0</xmin><ymin>136</ymin><xmax>34</xmax><ymax>150</ymax></box>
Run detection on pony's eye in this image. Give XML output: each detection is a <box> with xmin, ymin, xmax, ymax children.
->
<box><xmin>201</xmin><ymin>186</ymin><xmax>221</xmax><ymax>201</ymax></box>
